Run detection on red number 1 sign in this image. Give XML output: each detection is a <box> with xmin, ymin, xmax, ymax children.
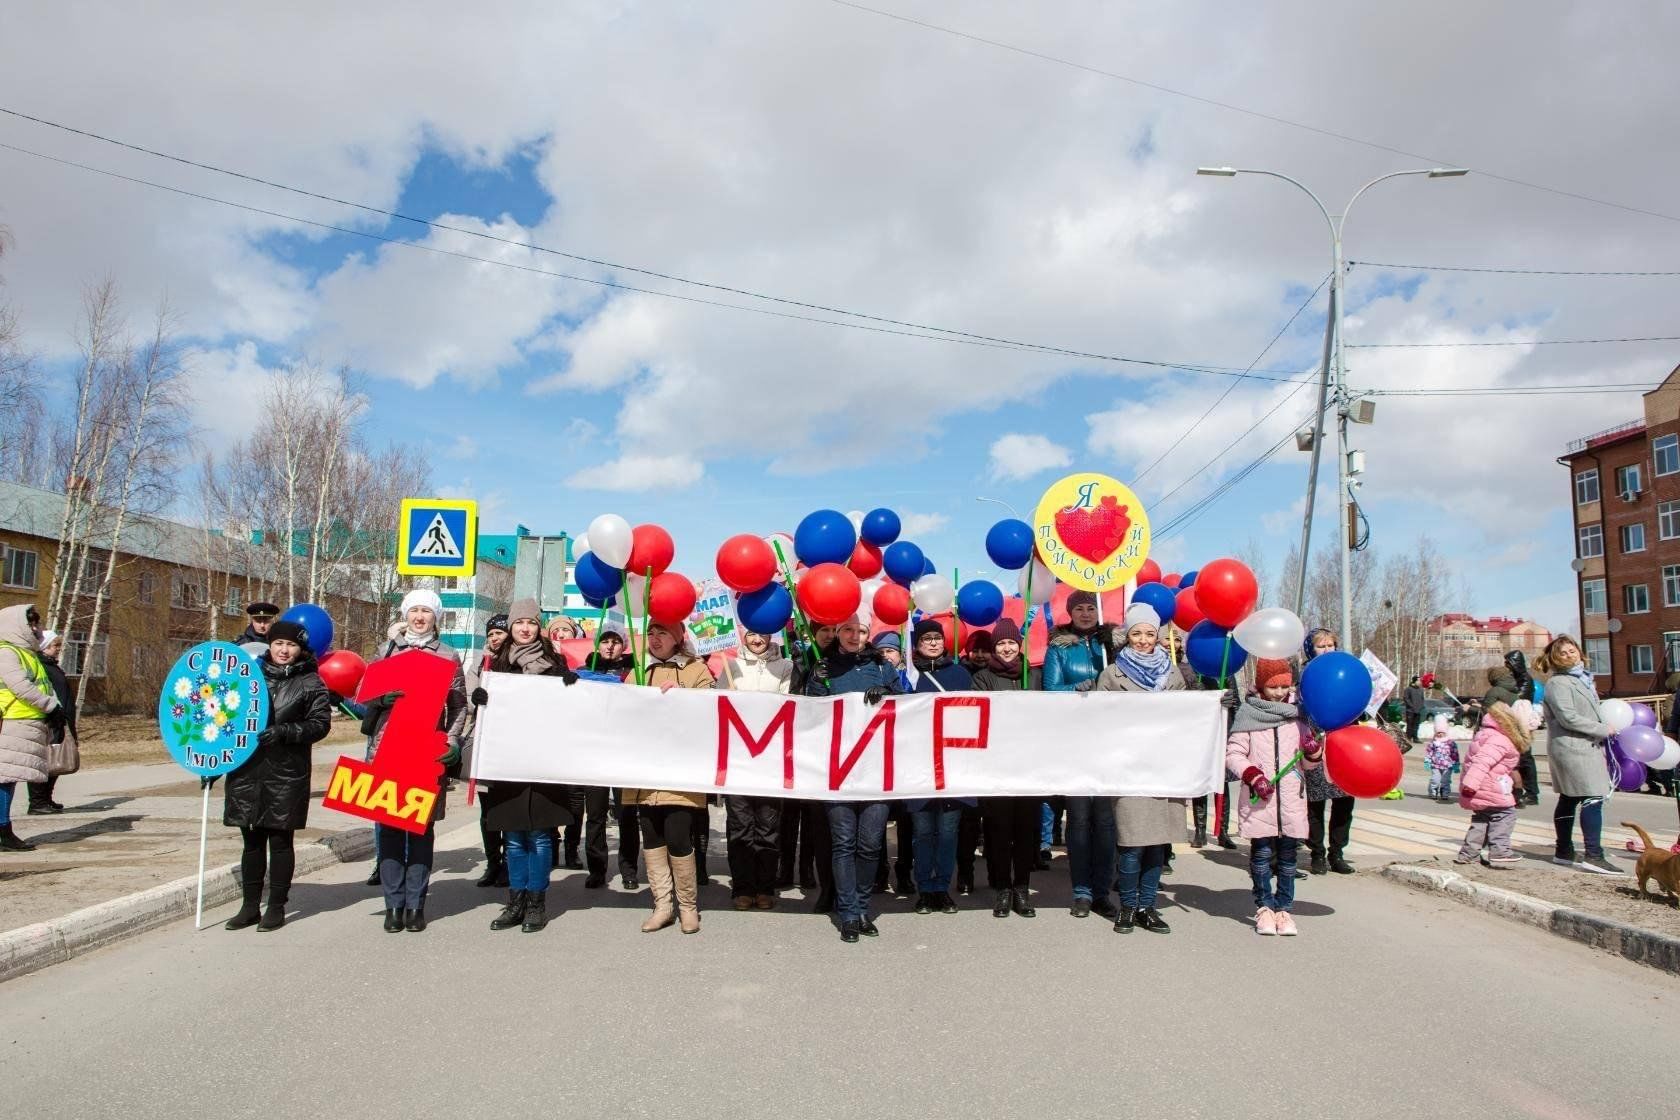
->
<box><xmin>322</xmin><ymin>651</ymin><xmax>458</xmax><ymax>834</ymax></box>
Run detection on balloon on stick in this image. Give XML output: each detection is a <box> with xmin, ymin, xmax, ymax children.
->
<box><xmin>794</xmin><ymin>509</ymin><xmax>857</xmax><ymax>567</ymax></box>
<box><xmin>1630</xmin><ymin>702</ymin><xmax>1658</xmax><ymax>729</ymax></box>
<box><xmin>1136</xmin><ymin>558</ymin><xmax>1162</xmax><ymax>585</ymax></box>
<box><xmin>317</xmin><ymin>650</ymin><xmax>366</xmax><ymax>697</ymax></box>
<box><xmin>984</xmin><ymin>519</ymin><xmax>1036</xmax><ymax>570</ymax></box>
<box><xmin>1017</xmin><ymin>559</ymin><xmax>1054</xmax><ymax>600</ymax></box>
<box><xmin>1601</xmin><ymin>698</ymin><xmax>1635</xmax><ymax>734</ymax></box>
<box><xmin>1654</xmin><ymin>736</ymin><xmax>1680</xmax><ymax>771</ymax></box>
<box><xmin>574</xmin><ymin>551</ymin><xmax>623</xmax><ymax>602</ymax></box>
<box><xmin>1163</xmin><ymin>573</ymin><xmax>1182</xmax><ymax>589</ymax></box>
<box><xmin>1618</xmin><ymin>724</ymin><xmax>1665</xmax><ymax>764</ymax></box>
<box><xmin>1193</xmin><ymin>558</ymin><xmax>1260</xmax><ymax>629</ymax></box>
<box><xmin>1232</xmin><ymin>607</ymin><xmax>1307</xmax><ymax>660</ymax></box>
<box><xmin>716</xmin><ymin>534</ymin><xmax>779</xmax><ymax>593</ymax></box>
<box><xmin>797</xmin><ymin>563</ymin><xmax>863</xmax><ymax>625</ymax></box>
<box><xmin>587</xmin><ymin>514</ymin><xmax>634</xmax><ymax>568</ymax></box>
<box><xmin>736</xmin><ymin>582</ymin><xmax>794</xmax><ymax>634</ymax></box>
<box><xmin>1324</xmin><ymin>726</ymin><xmax>1405</xmax><ymax>798</ymax></box>
<box><xmin>873</xmin><ymin>582</ymin><xmax>912</xmax><ymax>626</ymax></box>
<box><xmin>1172</xmin><ymin>586</ymin><xmax>1206</xmax><ymax>631</ymax></box>
<box><xmin>626</xmin><ymin>524</ymin><xmax>674</xmax><ymax>577</ymax></box>
<box><xmin>1614</xmin><ymin>755</ymin><xmax>1647</xmax><ymax>793</ymax></box>
<box><xmin>1299</xmin><ymin>651</ymin><xmax>1374</xmax><ymax>730</ymax></box>
<box><xmin>911</xmin><ymin>573</ymin><xmax>955</xmax><ymax>614</ymax></box>
<box><xmin>1131</xmin><ymin>582</ymin><xmax>1177</xmax><ymax>627</ymax></box>
<box><xmin>279</xmin><ymin>603</ymin><xmax>334</xmax><ymax>654</ymax></box>
<box><xmin>955</xmin><ymin>580</ymin><xmax>1005</xmax><ymax>627</ymax></box>
<box><xmin>882</xmin><ymin>541</ymin><xmax>925</xmax><ymax>587</ymax></box>
<box><xmin>647</xmin><ymin>573</ymin><xmax>698</xmax><ymax>626</ymax></box>
<box><xmin>1185</xmin><ymin>621</ymin><xmax>1246</xmax><ymax>679</ymax></box>
<box><xmin>1180</xmin><ymin>569</ymin><xmax>1199</xmax><ymax>589</ymax></box>
<box><xmin>847</xmin><ymin>540</ymin><xmax>884</xmax><ymax>580</ymax></box>
<box><xmin>860</xmin><ymin>508</ymin><xmax>902</xmax><ymax>547</ymax></box>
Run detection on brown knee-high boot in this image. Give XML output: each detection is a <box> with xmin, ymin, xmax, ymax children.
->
<box><xmin>670</xmin><ymin>852</ymin><xmax>701</xmax><ymax>934</ymax></box>
<box><xmin>641</xmin><ymin>847</ymin><xmax>676</xmax><ymax>932</ymax></box>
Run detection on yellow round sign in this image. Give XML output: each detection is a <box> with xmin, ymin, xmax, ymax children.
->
<box><xmin>1033</xmin><ymin>472</ymin><xmax>1152</xmax><ymax>592</ymax></box>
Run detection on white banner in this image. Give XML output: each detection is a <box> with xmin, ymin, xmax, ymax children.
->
<box><xmin>474</xmin><ymin>676</ymin><xmax>1226</xmax><ymax>800</ymax></box>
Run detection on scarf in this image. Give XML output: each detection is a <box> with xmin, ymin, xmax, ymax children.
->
<box><xmin>1114</xmin><ymin>644</ymin><xmax>1172</xmax><ymax>691</ymax></box>
<box><xmin>400</xmin><ymin>627</ymin><xmax>435</xmax><ymax>649</ymax></box>
<box><xmin>913</xmin><ymin>653</ymin><xmax>956</xmax><ymax>674</ymax></box>
<box><xmin>987</xmin><ymin>651</ymin><xmax>1022</xmax><ymax>677</ymax></box>
<box><xmin>1230</xmin><ymin>694</ymin><xmax>1299</xmax><ymax>734</ymax></box>
<box><xmin>1566</xmin><ymin>662</ymin><xmax>1595</xmax><ymax>684</ymax></box>
<box><xmin>506</xmin><ymin>639</ymin><xmax>559</xmax><ymax>675</ymax></box>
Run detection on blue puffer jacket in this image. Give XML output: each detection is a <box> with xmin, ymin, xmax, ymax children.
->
<box><xmin>909</xmin><ymin>655</ymin><xmax>976</xmax><ymax>809</ymax></box>
<box><xmin>802</xmin><ymin>647</ymin><xmax>902</xmax><ymax>698</ymax></box>
<box><xmin>1041</xmin><ymin>624</ymin><xmax>1115</xmax><ymax>692</ymax></box>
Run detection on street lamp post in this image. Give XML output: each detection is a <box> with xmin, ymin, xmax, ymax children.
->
<box><xmin>1196</xmin><ymin>165</ymin><xmax>1467</xmax><ymax>648</ymax></box>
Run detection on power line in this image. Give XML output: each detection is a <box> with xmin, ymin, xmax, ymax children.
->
<box><xmin>1150</xmin><ymin>375</ymin><xmax>1318</xmax><ymax>511</ymax></box>
<box><xmin>0</xmin><ymin>138</ymin><xmax>1323</xmax><ymax>385</ymax></box>
<box><xmin>1134</xmin><ymin>273</ymin><xmax>1329</xmax><ymax>485</ymax></box>
<box><xmin>820</xmin><ymin>0</ymin><xmax>1680</xmax><ymax>226</ymax></box>
<box><xmin>1153</xmin><ymin>405</ymin><xmax>1323</xmax><ymax>538</ymax></box>
<box><xmin>1349</xmin><ymin>336</ymin><xmax>1680</xmax><ymax>349</ymax></box>
<box><xmin>1370</xmin><ymin>384</ymin><xmax>1657</xmax><ymax>397</ymax></box>
<box><xmin>1350</xmin><ymin>259</ymin><xmax>1680</xmax><ymax>277</ymax></box>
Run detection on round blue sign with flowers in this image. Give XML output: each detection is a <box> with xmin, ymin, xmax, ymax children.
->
<box><xmin>156</xmin><ymin>641</ymin><xmax>271</xmax><ymax>777</ymax></box>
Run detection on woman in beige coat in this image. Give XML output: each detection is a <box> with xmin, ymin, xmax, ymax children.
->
<box><xmin>624</xmin><ymin>621</ymin><xmax>714</xmax><ymax>933</ymax></box>
<box><xmin>0</xmin><ymin>604</ymin><xmax>62</xmax><ymax>852</ymax></box>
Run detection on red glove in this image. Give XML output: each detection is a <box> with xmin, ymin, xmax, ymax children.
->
<box><xmin>1242</xmin><ymin>766</ymin><xmax>1273</xmax><ymax>802</ymax></box>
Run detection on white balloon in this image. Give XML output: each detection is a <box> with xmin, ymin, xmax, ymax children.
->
<box><xmin>624</xmin><ymin>572</ymin><xmax>649</xmax><ymax>611</ymax></box>
<box><xmin>588</xmin><ymin>514</ymin><xmax>634</xmax><ymax>569</ymax></box>
<box><xmin>573</xmin><ymin>532</ymin><xmax>590</xmax><ymax>556</ymax></box>
<box><xmin>1602</xmin><ymin>698</ymin><xmax>1635</xmax><ymax>734</ymax></box>
<box><xmin>911</xmin><ymin>574</ymin><xmax>955</xmax><ymax>614</ymax></box>
<box><xmin>1231</xmin><ymin>607</ymin><xmax>1306</xmax><ymax>660</ymax></box>
<box><xmin>1655</xmin><ymin>736</ymin><xmax>1680</xmax><ymax>771</ymax></box>
<box><xmin>847</xmin><ymin>509</ymin><xmax>866</xmax><ymax>533</ymax></box>
<box><xmin>1017</xmin><ymin>560</ymin><xmax>1054</xmax><ymax>600</ymax></box>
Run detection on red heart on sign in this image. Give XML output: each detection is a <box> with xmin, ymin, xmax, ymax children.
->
<box><xmin>1054</xmin><ymin>496</ymin><xmax>1131</xmax><ymax>566</ymax></box>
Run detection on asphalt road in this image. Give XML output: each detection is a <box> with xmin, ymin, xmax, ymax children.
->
<box><xmin>2</xmin><ymin>818</ymin><xmax>1675</xmax><ymax>1120</ymax></box>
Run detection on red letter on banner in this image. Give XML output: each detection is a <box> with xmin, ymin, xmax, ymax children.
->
<box><xmin>932</xmin><ymin>695</ymin><xmax>990</xmax><ymax>791</ymax></box>
<box><xmin>828</xmin><ymin>698</ymin><xmax>896</xmax><ymax>792</ymax></box>
<box><xmin>716</xmin><ymin>696</ymin><xmax>797</xmax><ymax>788</ymax></box>
<box><xmin>322</xmin><ymin>651</ymin><xmax>457</xmax><ymax>834</ymax></box>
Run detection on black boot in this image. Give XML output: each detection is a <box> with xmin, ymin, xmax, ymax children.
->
<box><xmin>914</xmin><ymin>893</ymin><xmax>934</xmax><ymax>915</ymax></box>
<box><xmin>365</xmin><ymin>867</ymin><xmax>381</xmax><ymax>887</ymax></box>
<box><xmin>224</xmin><ymin>901</ymin><xmax>262</xmax><ymax>930</ymax></box>
<box><xmin>1</xmin><ymin>826</ymin><xmax>37</xmax><ymax>852</ymax></box>
<box><xmin>490</xmin><ymin>890</ymin><xmax>527</xmax><ymax>930</ymax></box>
<box><xmin>476</xmin><ymin>859</ymin><xmax>504</xmax><ymax>888</ymax></box>
<box><xmin>1192</xmin><ymin>799</ymin><xmax>1208</xmax><ymax>849</ymax></box>
<box><xmin>1330</xmin><ymin>856</ymin><xmax>1355</xmax><ymax>874</ymax></box>
<box><xmin>1011</xmin><ymin>888</ymin><xmax>1036</xmax><ymax>918</ymax></box>
<box><xmin>1135</xmin><ymin>907</ymin><xmax>1171</xmax><ymax>934</ymax></box>
<box><xmin>812</xmin><ymin>889</ymin><xmax>835</xmax><ymax>914</ymax></box>
<box><xmin>1112</xmin><ymin>905</ymin><xmax>1135</xmax><ymax>933</ymax></box>
<box><xmin>383</xmin><ymin>907</ymin><xmax>404</xmax><ymax>933</ymax></box>
<box><xmin>1218</xmin><ymin>835</ymin><xmax>1238</xmax><ymax>850</ymax></box>
<box><xmin>404</xmin><ymin>906</ymin><xmax>427</xmax><ymax>932</ymax></box>
<box><xmin>258</xmin><ymin>902</ymin><xmax>286</xmax><ymax>932</ymax></box>
<box><xmin>993</xmin><ymin>889</ymin><xmax>1012</xmax><ymax>918</ymax></box>
<box><xmin>521</xmin><ymin>891</ymin><xmax>549</xmax><ymax>933</ymax></box>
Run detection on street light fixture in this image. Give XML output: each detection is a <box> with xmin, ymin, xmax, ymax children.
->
<box><xmin>1196</xmin><ymin>164</ymin><xmax>1468</xmax><ymax>648</ymax></box>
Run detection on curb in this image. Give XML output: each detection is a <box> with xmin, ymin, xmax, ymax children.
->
<box><xmin>0</xmin><ymin>827</ymin><xmax>375</xmax><ymax>986</ymax></box>
<box><xmin>1382</xmin><ymin>863</ymin><xmax>1680</xmax><ymax>976</ymax></box>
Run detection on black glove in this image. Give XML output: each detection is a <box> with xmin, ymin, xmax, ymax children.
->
<box><xmin>470</xmin><ymin>686</ymin><xmax>489</xmax><ymax>707</ymax></box>
<box><xmin>1221</xmin><ymin>688</ymin><xmax>1241</xmax><ymax>712</ymax></box>
<box><xmin>863</xmin><ymin>686</ymin><xmax>889</xmax><ymax>706</ymax></box>
<box><xmin>811</xmin><ymin>660</ymin><xmax>830</xmax><ymax>681</ymax></box>
<box><xmin>1074</xmin><ymin>679</ymin><xmax>1096</xmax><ymax>694</ymax></box>
<box><xmin>560</xmin><ymin>670</ymin><xmax>579</xmax><ymax>686</ymax></box>
<box><xmin>200</xmin><ymin>775</ymin><xmax>219</xmax><ymax>790</ymax></box>
<box><xmin>256</xmin><ymin>727</ymin><xmax>276</xmax><ymax>748</ymax></box>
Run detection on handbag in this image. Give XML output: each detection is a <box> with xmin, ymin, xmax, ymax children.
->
<box><xmin>47</xmin><ymin>726</ymin><xmax>81</xmax><ymax>776</ymax></box>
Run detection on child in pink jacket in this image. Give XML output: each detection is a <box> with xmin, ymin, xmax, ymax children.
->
<box><xmin>1454</xmin><ymin>702</ymin><xmax>1529</xmax><ymax>868</ymax></box>
<box><xmin>1226</xmin><ymin>658</ymin><xmax>1323</xmax><ymax>937</ymax></box>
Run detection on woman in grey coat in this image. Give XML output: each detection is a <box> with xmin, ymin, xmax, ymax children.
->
<box><xmin>0</xmin><ymin>604</ymin><xmax>62</xmax><ymax>852</ymax></box>
<box><xmin>1536</xmin><ymin>636</ymin><xmax>1617</xmax><ymax>875</ymax></box>
<box><xmin>1094</xmin><ymin>603</ymin><xmax>1188</xmax><ymax>935</ymax></box>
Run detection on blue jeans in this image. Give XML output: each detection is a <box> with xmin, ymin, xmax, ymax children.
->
<box><xmin>504</xmin><ymin>829</ymin><xmax>554</xmax><ymax>893</ymax></box>
<box><xmin>1429</xmin><ymin>767</ymin><xmax>1453</xmax><ymax>796</ymax></box>
<box><xmin>1249</xmin><ymin>836</ymin><xmax>1298</xmax><ymax>912</ymax></box>
<box><xmin>0</xmin><ymin>781</ymin><xmax>14</xmax><ymax>827</ymax></box>
<box><xmin>910</xmin><ymin>801</ymin><xmax>961</xmax><ymax>893</ymax></box>
<box><xmin>1116</xmin><ymin>844</ymin><xmax>1166</xmax><ymax>909</ymax></box>
<box><xmin>1041</xmin><ymin>801</ymin><xmax>1054</xmax><ymax>848</ymax></box>
<box><xmin>826</xmin><ymin>800</ymin><xmax>889</xmax><ymax>923</ymax></box>
<box><xmin>1065</xmin><ymin>796</ymin><xmax>1116</xmax><ymax>902</ymax></box>
<box><xmin>377</xmin><ymin>824</ymin><xmax>435</xmax><ymax>910</ymax></box>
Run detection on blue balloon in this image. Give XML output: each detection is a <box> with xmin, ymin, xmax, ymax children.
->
<box><xmin>1181</xmin><ymin>568</ymin><xmax>1199</xmax><ymax>589</ymax></box>
<box><xmin>1131</xmin><ymin>582</ymin><xmax>1177</xmax><ymax>627</ymax></box>
<box><xmin>1299</xmin><ymin>650</ymin><xmax>1374</xmax><ymax>731</ymax></box>
<box><xmin>955</xmin><ymin>580</ymin><xmax>1005</xmax><ymax>627</ymax></box>
<box><xmin>1185</xmin><ymin>621</ymin><xmax>1246</xmax><ymax>680</ymax></box>
<box><xmin>736</xmin><ymin>582</ymin><xmax>794</xmax><ymax>634</ymax></box>
<box><xmin>919</xmin><ymin>557</ymin><xmax>937</xmax><ymax>579</ymax></box>
<box><xmin>794</xmin><ymin>509</ymin><xmax>857</xmax><ymax>567</ymax></box>
<box><xmin>861</xmin><ymin>508</ymin><xmax>902</xmax><ymax>547</ymax></box>
<box><xmin>574</xmin><ymin>551</ymin><xmax>622</xmax><ymax>602</ymax></box>
<box><xmin>882</xmin><ymin>541</ymin><xmax>925</xmax><ymax>587</ymax></box>
<box><xmin>984</xmin><ymin>519</ymin><xmax>1035</xmax><ymax>570</ymax></box>
<box><xmin>279</xmin><ymin>603</ymin><xmax>333</xmax><ymax>653</ymax></box>
<box><xmin>582</xmin><ymin>592</ymin><xmax>618</xmax><ymax>609</ymax></box>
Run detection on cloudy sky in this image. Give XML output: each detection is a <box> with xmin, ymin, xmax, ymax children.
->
<box><xmin>3</xmin><ymin>0</ymin><xmax>1677</xmax><ymax>634</ymax></box>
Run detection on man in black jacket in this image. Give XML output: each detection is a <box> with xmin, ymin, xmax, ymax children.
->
<box><xmin>1403</xmin><ymin>676</ymin><xmax>1427</xmax><ymax>743</ymax></box>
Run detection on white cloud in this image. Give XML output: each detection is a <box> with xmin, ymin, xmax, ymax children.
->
<box><xmin>446</xmin><ymin>435</ymin><xmax>478</xmax><ymax>460</ymax></box>
<box><xmin>987</xmin><ymin>433</ymin><xmax>1072</xmax><ymax>481</ymax></box>
<box><xmin>566</xmin><ymin>454</ymin><xmax>704</xmax><ymax>492</ymax></box>
<box><xmin>900</xmin><ymin>511</ymin><xmax>951</xmax><ymax>536</ymax></box>
<box><xmin>1261</xmin><ymin>496</ymin><xmax>1308</xmax><ymax>537</ymax></box>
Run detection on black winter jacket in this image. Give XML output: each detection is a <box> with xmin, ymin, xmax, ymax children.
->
<box><xmin>41</xmin><ymin>653</ymin><xmax>76</xmax><ymax>742</ymax></box>
<box><xmin>223</xmin><ymin>656</ymin><xmax>333</xmax><ymax>830</ymax></box>
<box><xmin>478</xmin><ymin>647</ymin><xmax>577</xmax><ymax>832</ymax></box>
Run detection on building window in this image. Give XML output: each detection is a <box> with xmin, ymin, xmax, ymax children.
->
<box><xmin>61</xmin><ymin>631</ymin><xmax>108</xmax><ymax>679</ymax></box>
<box><xmin>1665</xmin><ymin>568</ymin><xmax>1680</xmax><ymax>608</ymax></box>
<box><xmin>1583</xmin><ymin>577</ymin><xmax>1608</xmax><ymax>614</ymax></box>
<box><xmin>1</xmin><ymin>546</ymin><xmax>37</xmax><ymax>589</ymax></box>
<box><xmin>1616</xmin><ymin>463</ymin><xmax>1644</xmax><ymax>498</ymax></box>
<box><xmin>225</xmin><ymin>584</ymin><xmax>243</xmax><ymax>616</ymax></box>
<box><xmin>1658</xmin><ymin>435</ymin><xmax>1680</xmax><ymax>478</ymax></box>
<box><xmin>1621</xmin><ymin>523</ymin><xmax>1646</xmax><ymax>554</ymax></box>
<box><xmin>1578</xmin><ymin>524</ymin><xmax>1604</xmax><ymax>558</ymax></box>
<box><xmin>170</xmin><ymin>572</ymin><xmax>207</xmax><ymax>610</ymax></box>
<box><xmin>1666</xmin><ymin>632</ymin><xmax>1680</xmax><ymax>670</ymax></box>
<box><xmin>440</xmin><ymin>609</ymin><xmax>462</xmax><ymax>632</ymax></box>
<box><xmin>1575</xmin><ymin>468</ymin><xmax>1601</xmax><ymax>504</ymax></box>
<box><xmin>137</xmin><ymin>569</ymin><xmax>156</xmax><ymax>604</ymax></box>
<box><xmin>1630</xmin><ymin>644</ymin><xmax>1655</xmax><ymax>675</ymax></box>
<box><xmin>1662</xmin><ymin>500</ymin><xmax>1680</xmax><ymax>541</ymax></box>
<box><xmin>1584</xmin><ymin>638</ymin><xmax>1611</xmax><ymax>676</ymax></box>
<box><xmin>1625</xmin><ymin>583</ymin><xmax>1651</xmax><ymax>614</ymax></box>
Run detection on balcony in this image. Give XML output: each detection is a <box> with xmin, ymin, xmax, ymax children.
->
<box><xmin>1567</xmin><ymin>419</ymin><xmax>1645</xmax><ymax>455</ymax></box>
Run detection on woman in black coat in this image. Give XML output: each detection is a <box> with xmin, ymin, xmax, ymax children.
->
<box><xmin>470</xmin><ymin>598</ymin><xmax>578</xmax><ymax>934</ymax></box>
<box><xmin>26</xmin><ymin>631</ymin><xmax>76</xmax><ymax>814</ymax></box>
<box><xmin>223</xmin><ymin>620</ymin><xmax>333</xmax><ymax>932</ymax></box>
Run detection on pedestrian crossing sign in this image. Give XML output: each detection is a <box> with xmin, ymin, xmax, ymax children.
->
<box><xmin>396</xmin><ymin>498</ymin><xmax>478</xmax><ymax>577</ymax></box>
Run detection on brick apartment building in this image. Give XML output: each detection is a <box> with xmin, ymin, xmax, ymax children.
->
<box><xmin>1427</xmin><ymin>613</ymin><xmax>1552</xmax><ymax>697</ymax></box>
<box><xmin>1561</xmin><ymin>366</ymin><xmax>1680</xmax><ymax>696</ymax></box>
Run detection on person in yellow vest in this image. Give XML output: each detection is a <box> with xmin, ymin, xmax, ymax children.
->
<box><xmin>0</xmin><ymin>605</ymin><xmax>64</xmax><ymax>852</ymax></box>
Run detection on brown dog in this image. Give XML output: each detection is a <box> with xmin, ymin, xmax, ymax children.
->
<box><xmin>1623</xmin><ymin>823</ymin><xmax>1680</xmax><ymax>906</ymax></box>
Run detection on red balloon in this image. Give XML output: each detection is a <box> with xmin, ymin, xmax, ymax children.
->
<box><xmin>1194</xmin><ymin>557</ymin><xmax>1260</xmax><ymax>629</ymax></box>
<box><xmin>1172</xmin><ymin>586</ymin><xmax>1205</xmax><ymax>631</ymax></box>
<box><xmin>873</xmin><ymin>582</ymin><xmax>911</xmax><ymax>626</ymax></box>
<box><xmin>716</xmin><ymin>533</ymin><xmax>778</xmax><ymax>592</ymax></box>
<box><xmin>1163</xmin><ymin>573</ymin><xmax>1182</xmax><ymax>589</ymax></box>
<box><xmin>316</xmin><ymin>650</ymin><xmax>366</xmax><ymax>697</ymax></box>
<box><xmin>1136</xmin><ymin>559</ymin><xmax>1163</xmax><ymax>585</ymax></box>
<box><xmin>627</xmin><ymin>524</ymin><xmax>675</xmax><ymax>577</ymax></box>
<box><xmin>1324</xmin><ymin>726</ymin><xmax>1405</xmax><ymax>798</ymax></box>
<box><xmin>847</xmin><ymin>540</ymin><xmax>883</xmax><ymax>579</ymax></box>
<box><xmin>647</xmin><ymin>572</ymin><xmax>698</xmax><ymax>626</ymax></box>
<box><xmin>798</xmin><ymin>562</ymin><xmax>862</xmax><ymax>625</ymax></box>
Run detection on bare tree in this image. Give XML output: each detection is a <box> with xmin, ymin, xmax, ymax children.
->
<box><xmin>0</xmin><ymin>302</ymin><xmax>44</xmax><ymax>483</ymax></box>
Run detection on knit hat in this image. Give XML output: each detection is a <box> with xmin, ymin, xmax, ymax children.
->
<box><xmin>507</xmin><ymin>597</ymin><xmax>541</xmax><ymax>625</ymax></box>
<box><xmin>1254</xmin><ymin>658</ymin><xmax>1293</xmax><ymax>689</ymax></box>
<box><xmin>1067</xmin><ymin>590</ymin><xmax>1098</xmax><ymax>612</ymax></box>
<box><xmin>267</xmin><ymin>619</ymin><xmax>311</xmax><ymax>651</ymax></box>
<box><xmin>485</xmin><ymin>614</ymin><xmax>509</xmax><ymax>636</ymax></box>
<box><xmin>400</xmin><ymin>589</ymin><xmax>443</xmax><ymax>618</ymax></box>
<box><xmin>964</xmin><ymin>630</ymin><xmax>994</xmax><ymax>655</ymax></box>
<box><xmin>40</xmin><ymin>628</ymin><xmax>59</xmax><ymax>646</ymax></box>
<box><xmin>990</xmin><ymin>618</ymin><xmax>1022</xmax><ymax>644</ymax></box>
<box><xmin>599</xmin><ymin>628</ymin><xmax>626</xmax><ymax>643</ymax></box>
<box><xmin>872</xmin><ymin>631</ymin><xmax>902</xmax><ymax>651</ymax></box>
<box><xmin>912</xmin><ymin>619</ymin><xmax>946</xmax><ymax>646</ymax></box>
<box><xmin>1122</xmin><ymin>602</ymin><xmax>1161</xmax><ymax>634</ymax></box>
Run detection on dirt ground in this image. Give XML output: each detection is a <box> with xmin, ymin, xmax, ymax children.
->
<box><xmin>76</xmin><ymin>712</ymin><xmax>365</xmax><ymax>768</ymax></box>
<box><xmin>1396</xmin><ymin>854</ymin><xmax>1680</xmax><ymax>939</ymax></box>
